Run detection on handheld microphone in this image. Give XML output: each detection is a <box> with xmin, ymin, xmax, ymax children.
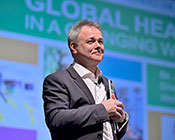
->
<box><xmin>108</xmin><ymin>79</ymin><xmax>116</xmax><ymax>98</ymax></box>
<box><xmin>94</xmin><ymin>77</ymin><xmax>102</xmax><ymax>85</ymax></box>
<box><xmin>108</xmin><ymin>79</ymin><xmax>129</xmax><ymax>133</ymax></box>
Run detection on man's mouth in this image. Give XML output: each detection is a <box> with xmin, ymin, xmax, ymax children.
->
<box><xmin>92</xmin><ymin>48</ymin><xmax>103</xmax><ymax>54</ymax></box>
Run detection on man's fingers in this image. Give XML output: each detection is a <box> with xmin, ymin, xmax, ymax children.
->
<box><xmin>117</xmin><ymin>103</ymin><xmax>124</xmax><ymax>109</ymax></box>
<box><xmin>116</xmin><ymin>107</ymin><xmax>124</xmax><ymax>116</ymax></box>
<box><xmin>110</xmin><ymin>110</ymin><xmax>126</xmax><ymax>122</ymax></box>
<box><xmin>111</xmin><ymin>96</ymin><xmax>124</xmax><ymax>110</ymax></box>
<box><xmin>112</xmin><ymin>94</ymin><xmax>116</xmax><ymax>99</ymax></box>
<box><xmin>113</xmin><ymin>101</ymin><xmax>124</xmax><ymax>110</ymax></box>
<box><xmin>110</xmin><ymin>111</ymin><xmax>122</xmax><ymax>118</ymax></box>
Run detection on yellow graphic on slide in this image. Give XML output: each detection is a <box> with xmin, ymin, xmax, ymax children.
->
<box><xmin>0</xmin><ymin>112</ymin><xmax>5</xmax><ymax>120</ymax></box>
<box><xmin>23</xmin><ymin>102</ymin><xmax>36</xmax><ymax>124</ymax></box>
<box><xmin>7</xmin><ymin>99</ymin><xmax>17</xmax><ymax>108</ymax></box>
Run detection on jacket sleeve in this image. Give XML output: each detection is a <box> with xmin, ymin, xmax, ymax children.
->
<box><xmin>42</xmin><ymin>73</ymin><xmax>110</xmax><ymax>131</ymax></box>
<box><xmin>116</xmin><ymin>112</ymin><xmax>129</xmax><ymax>139</ymax></box>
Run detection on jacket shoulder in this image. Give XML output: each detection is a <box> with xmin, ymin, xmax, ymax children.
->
<box><xmin>45</xmin><ymin>69</ymin><xmax>69</xmax><ymax>83</ymax></box>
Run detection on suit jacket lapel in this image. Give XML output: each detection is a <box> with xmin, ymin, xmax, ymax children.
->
<box><xmin>67</xmin><ymin>65</ymin><xmax>95</xmax><ymax>104</ymax></box>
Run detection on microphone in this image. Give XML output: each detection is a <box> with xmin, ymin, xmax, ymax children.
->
<box><xmin>94</xmin><ymin>77</ymin><xmax>103</xmax><ymax>85</ymax></box>
<box><xmin>98</xmin><ymin>77</ymin><xmax>103</xmax><ymax>85</ymax></box>
<box><xmin>108</xmin><ymin>79</ymin><xmax>129</xmax><ymax>133</ymax></box>
<box><xmin>108</xmin><ymin>79</ymin><xmax>116</xmax><ymax>98</ymax></box>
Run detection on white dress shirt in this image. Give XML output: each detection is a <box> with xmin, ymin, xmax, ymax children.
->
<box><xmin>73</xmin><ymin>62</ymin><xmax>114</xmax><ymax>140</ymax></box>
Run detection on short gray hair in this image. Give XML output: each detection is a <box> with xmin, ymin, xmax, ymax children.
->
<box><xmin>67</xmin><ymin>20</ymin><xmax>102</xmax><ymax>47</ymax></box>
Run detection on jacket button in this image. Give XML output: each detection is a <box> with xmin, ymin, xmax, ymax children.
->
<box><xmin>97</xmin><ymin>133</ymin><xmax>102</xmax><ymax>139</ymax></box>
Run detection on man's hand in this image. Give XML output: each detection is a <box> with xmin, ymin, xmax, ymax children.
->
<box><xmin>102</xmin><ymin>94</ymin><xmax>125</xmax><ymax>122</ymax></box>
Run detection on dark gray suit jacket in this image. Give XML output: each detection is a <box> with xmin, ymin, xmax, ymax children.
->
<box><xmin>43</xmin><ymin>65</ymin><xmax>127</xmax><ymax>140</ymax></box>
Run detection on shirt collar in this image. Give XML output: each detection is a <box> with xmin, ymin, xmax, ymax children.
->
<box><xmin>72</xmin><ymin>61</ymin><xmax>102</xmax><ymax>83</ymax></box>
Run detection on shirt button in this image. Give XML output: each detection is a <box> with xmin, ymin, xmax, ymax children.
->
<box><xmin>97</xmin><ymin>133</ymin><xmax>102</xmax><ymax>139</ymax></box>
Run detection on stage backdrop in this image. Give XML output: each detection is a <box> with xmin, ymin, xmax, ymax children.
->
<box><xmin>0</xmin><ymin>0</ymin><xmax>175</xmax><ymax>140</ymax></box>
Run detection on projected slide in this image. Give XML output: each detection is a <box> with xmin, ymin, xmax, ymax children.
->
<box><xmin>0</xmin><ymin>0</ymin><xmax>175</xmax><ymax>140</ymax></box>
<box><xmin>161</xmin><ymin>116</ymin><xmax>175</xmax><ymax>140</ymax></box>
<box><xmin>148</xmin><ymin>111</ymin><xmax>175</xmax><ymax>140</ymax></box>
<box><xmin>44</xmin><ymin>44</ymin><xmax>72</xmax><ymax>77</ymax></box>
<box><xmin>0</xmin><ymin>37</ymin><xmax>39</xmax><ymax>140</ymax></box>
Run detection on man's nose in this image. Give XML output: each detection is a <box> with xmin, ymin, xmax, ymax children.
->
<box><xmin>94</xmin><ymin>41</ymin><xmax>101</xmax><ymax>47</ymax></box>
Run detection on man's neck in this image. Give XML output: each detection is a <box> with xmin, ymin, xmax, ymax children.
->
<box><xmin>74</xmin><ymin>61</ymin><xmax>98</xmax><ymax>77</ymax></box>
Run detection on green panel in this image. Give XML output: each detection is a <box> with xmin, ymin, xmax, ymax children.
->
<box><xmin>147</xmin><ymin>64</ymin><xmax>175</xmax><ymax>108</ymax></box>
<box><xmin>0</xmin><ymin>0</ymin><xmax>175</xmax><ymax>62</ymax></box>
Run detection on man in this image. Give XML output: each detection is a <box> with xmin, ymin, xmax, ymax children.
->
<box><xmin>43</xmin><ymin>20</ymin><xmax>128</xmax><ymax>140</ymax></box>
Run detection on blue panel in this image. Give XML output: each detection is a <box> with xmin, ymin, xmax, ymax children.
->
<box><xmin>99</xmin><ymin>56</ymin><xmax>142</xmax><ymax>82</ymax></box>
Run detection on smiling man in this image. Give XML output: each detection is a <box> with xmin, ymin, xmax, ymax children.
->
<box><xmin>43</xmin><ymin>20</ymin><xmax>128</xmax><ymax>140</ymax></box>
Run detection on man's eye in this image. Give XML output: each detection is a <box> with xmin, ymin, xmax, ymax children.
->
<box><xmin>87</xmin><ymin>40</ymin><xmax>93</xmax><ymax>44</ymax></box>
<box><xmin>99</xmin><ymin>40</ymin><xmax>103</xmax><ymax>45</ymax></box>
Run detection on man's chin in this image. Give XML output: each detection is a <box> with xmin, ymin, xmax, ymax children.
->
<box><xmin>93</xmin><ymin>53</ymin><xmax>104</xmax><ymax>58</ymax></box>
<box><xmin>92</xmin><ymin>57</ymin><xmax>103</xmax><ymax>62</ymax></box>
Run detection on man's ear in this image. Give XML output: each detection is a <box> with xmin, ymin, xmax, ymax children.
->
<box><xmin>70</xmin><ymin>42</ymin><xmax>77</xmax><ymax>54</ymax></box>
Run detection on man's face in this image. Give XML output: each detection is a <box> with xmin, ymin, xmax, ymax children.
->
<box><xmin>73</xmin><ymin>26</ymin><xmax>104</xmax><ymax>65</ymax></box>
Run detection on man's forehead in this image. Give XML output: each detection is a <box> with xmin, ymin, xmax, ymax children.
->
<box><xmin>79</xmin><ymin>26</ymin><xmax>103</xmax><ymax>38</ymax></box>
